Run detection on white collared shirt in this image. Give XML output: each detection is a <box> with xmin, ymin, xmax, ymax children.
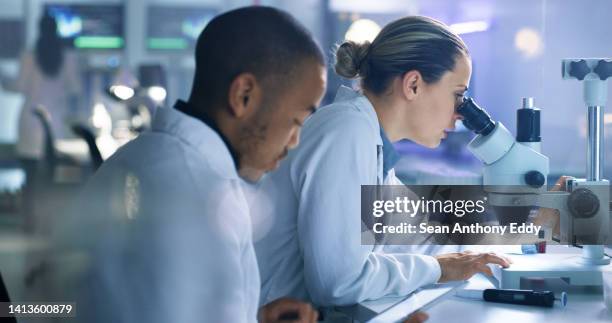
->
<box><xmin>247</xmin><ymin>86</ymin><xmax>441</xmax><ymax>307</ymax></box>
<box><xmin>55</xmin><ymin>107</ymin><xmax>260</xmax><ymax>322</ymax></box>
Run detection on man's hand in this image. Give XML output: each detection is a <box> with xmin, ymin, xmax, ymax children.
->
<box><xmin>532</xmin><ymin>176</ymin><xmax>572</xmax><ymax>237</ymax></box>
<box><xmin>258</xmin><ymin>297</ymin><xmax>318</xmax><ymax>323</ymax></box>
<box><xmin>435</xmin><ymin>251</ymin><xmax>511</xmax><ymax>282</ymax></box>
<box><xmin>403</xmin><ymin>311</ymin><xmax>429</xmax><ymax>323</ymax></box>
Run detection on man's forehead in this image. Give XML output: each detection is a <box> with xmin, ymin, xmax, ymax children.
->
<box><xmin>292</xmin><ymin>63</ymin><xmax>326</xmax><ymax>89</ymax></box>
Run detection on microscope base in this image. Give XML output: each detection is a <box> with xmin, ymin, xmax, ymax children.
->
<box><xmin>495</xmin><ymin>253</ymin><xmax>612</xmax><ymax>289</ymax></box>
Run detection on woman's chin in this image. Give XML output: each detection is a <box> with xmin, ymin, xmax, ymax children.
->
<box><xmin>418</xmin><ymin>138</ymin><xmax>441</xmax><ymax>149</ymax></box>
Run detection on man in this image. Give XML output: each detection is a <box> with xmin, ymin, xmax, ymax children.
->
<box><xmin>53</xmin><ymin>7</ymin><xmax>326</xmax><ymax>323</ymax></box>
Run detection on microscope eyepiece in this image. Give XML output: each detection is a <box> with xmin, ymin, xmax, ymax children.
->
<box><xmin>457</xmin><ymin>97</ymin><xmax>495</xmax><ymax>136</ymax></box>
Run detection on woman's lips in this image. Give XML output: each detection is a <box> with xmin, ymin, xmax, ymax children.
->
<box><xmin>443</xmin><ymin>128</ymin><xmax>455</xmax><ymax>138</ymax></box>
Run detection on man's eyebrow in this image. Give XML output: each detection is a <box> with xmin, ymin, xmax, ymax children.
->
<box><xmin>456</xmin><ymin>85</ymin><xmax>469</xmax><ymax>91</ymax></box>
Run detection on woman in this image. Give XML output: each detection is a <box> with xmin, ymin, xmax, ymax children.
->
<box><xmin>248</xmin><ymin>15</ymin><xmax>511</xmax><ymax>309</ymax></box>
<box><xmin>1</xmin><ymin>13</ymin><xmax>81</xmax><ymax>232</ymax></box>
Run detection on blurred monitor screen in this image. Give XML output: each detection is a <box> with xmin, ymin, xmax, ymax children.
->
<box><xmin>0</xmin><ymin>19</ymin><xmax>24</xmax><ymax>58</ymax></box>
<box><xmin>146</xmin><ymin>6</ymin><xmax>217</xmax><ymax>51</ymax></box>
<box><xmin>44</xmin><ymin>4</ymin><xmax>124</xmax><ymax>50</ymax></box>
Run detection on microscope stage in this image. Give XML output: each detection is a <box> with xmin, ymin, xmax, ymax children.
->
<box><xmin>495</xmin><ymin>253</ymin><xmax>612</xmax><ymax>289</ymax></box>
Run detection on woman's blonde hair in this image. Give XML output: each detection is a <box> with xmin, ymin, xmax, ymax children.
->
<box><xmin>335</xmin><ymin>16</ymin><xmax>468</xmax><ymax>95</ymax></box>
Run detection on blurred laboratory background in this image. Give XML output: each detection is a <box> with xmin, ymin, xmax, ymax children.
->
<box><xmin>0</xmin><ymin>0</ymin><xmax>611</xmax><ymax>304</ymax></box>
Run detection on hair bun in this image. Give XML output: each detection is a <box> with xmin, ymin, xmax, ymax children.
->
<box><xmin>334</xmin><ymin>41</ymin><xmax>371</xmax><ymax>79</ymax></box>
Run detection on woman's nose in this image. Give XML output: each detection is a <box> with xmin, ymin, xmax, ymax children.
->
<box><xmin>447</xmin><ymin>113</ymin><xmax>462</xmax><ymax>130</ymax></box>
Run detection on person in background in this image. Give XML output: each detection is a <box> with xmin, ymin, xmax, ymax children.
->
<box><xmin>0</xmin><ymin>12</ymin><xmax>81</xmax><ymax>233</ymax></box>
<box><xmin>52</xmin><ymin>6</ymin><xmax>327</xmax><ymax>323</ymax></box>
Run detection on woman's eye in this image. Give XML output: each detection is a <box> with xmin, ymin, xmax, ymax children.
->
<box><xmin>454</xmin><ymin>95</ymin><xmax>465</xmax><ymax>109</ymax></box>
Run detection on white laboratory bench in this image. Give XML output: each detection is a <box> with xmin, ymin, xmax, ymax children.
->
<box><xmin>338</xmin><ymin>246</ymin><xmax>612</xmax><ymax>322</ymax></box>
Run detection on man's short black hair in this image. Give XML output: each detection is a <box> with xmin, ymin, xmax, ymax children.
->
<box><xmin>189</xmin><ymin>6</ymin><xmax>325</xmax><ymax>111</ymax></box>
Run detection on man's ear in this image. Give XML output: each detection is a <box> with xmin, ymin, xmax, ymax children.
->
<box><xmin>402</xmin><ymin>70</ymin><xmax>422</xmax><ymax>101</ymax></box>
<box><xmin>227</xmin><ymin>73</ymin><xmax>259</xmax><ymax>118</ymax></box>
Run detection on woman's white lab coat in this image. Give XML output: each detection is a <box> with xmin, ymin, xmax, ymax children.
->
<box><xmin>249</xmin><ymin>86</ymin><xmax>442</xmax><ymax>307</ymax></box>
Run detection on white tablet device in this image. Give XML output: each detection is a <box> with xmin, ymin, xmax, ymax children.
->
<box><xmin>367</xmin><ymin>281</ymin><xmax>467</xmax><ymax>323</ymax></box>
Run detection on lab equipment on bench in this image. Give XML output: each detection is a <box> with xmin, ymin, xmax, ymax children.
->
<box><xmin>455</xmin><ymin>288</ymin><xmax>568</xmax><ymax>308</ymax></box>
<box><xmin>457</xmin><ymin>58</ymin><xmax>612</xmax><ymax>289</ymax></box>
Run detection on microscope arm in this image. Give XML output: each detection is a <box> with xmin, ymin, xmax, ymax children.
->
<box><xmin>487</xmin><ymin>191</ymin><xmax>572</xmax><ymax>242</ymax></box>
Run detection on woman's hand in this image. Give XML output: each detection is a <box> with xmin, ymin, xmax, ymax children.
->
<box><xmin>435</xmin><ymin>251</ymin><xmax>512</xmax><ymax>282</ymax></box>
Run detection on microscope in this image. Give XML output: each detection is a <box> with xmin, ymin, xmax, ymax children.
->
<box><xmin>458</xmin><ymin>58</ymin><xmax>612</xmax><ymax>289</ymax></box>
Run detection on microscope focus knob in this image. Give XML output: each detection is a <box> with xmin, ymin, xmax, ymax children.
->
<box><xmin>568</xmin><ymin>60</ymin><xmax>591</xmax><ymax>80</ymax></box>
<box><xmin>593</xmin><ymin>59</ymin><xmax>612</xmax><ymax>80</ymax></box>
<box><xmin>524</xmin><ymin>170</ymin><xmax>545</xmax><ymax>188</ymax></box>
<box><xmin>567</xmin><ymin>188</ymin><xmax>600</xmax><ymax>218</ymax></box>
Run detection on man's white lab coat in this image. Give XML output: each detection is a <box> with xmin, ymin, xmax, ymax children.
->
<box><xmin>54</xmin><ymin>105</ymin><xmax>260</xmax><ymax>322</ymax></box>
<box><xmin>248</xmin><ymin>86</ymin><xmax>442</xmax><ymax>307</ymax></box>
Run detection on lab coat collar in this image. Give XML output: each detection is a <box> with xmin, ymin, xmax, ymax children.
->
<box><xmin>380</xmin><ymin>127</ymin><xmax>400</xmax><ymax>178</ymax></box>
<box><xmin>152</xmin><ymin>103</ymin><xmax>239</xmax><ymax>179</ymax></box>
<box><xmin>333</xmin><ymin>86</ymin><xmax>383</xmax><ymax>146</ymax></box>
<box><xmin>173</xmin><ymin>100</ymin><xmax>239</xmax><ymax>169</ymax></box>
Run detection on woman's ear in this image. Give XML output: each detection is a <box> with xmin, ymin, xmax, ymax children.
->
<box><xmin>401</xmin><ymin>70</ymin><xmax>422</xmax><ymax>101</ymax></box>
<box><xmin>227</xmin><ymin>73</ymin><xmax>259</xmax><ymax>118</ymax></box>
